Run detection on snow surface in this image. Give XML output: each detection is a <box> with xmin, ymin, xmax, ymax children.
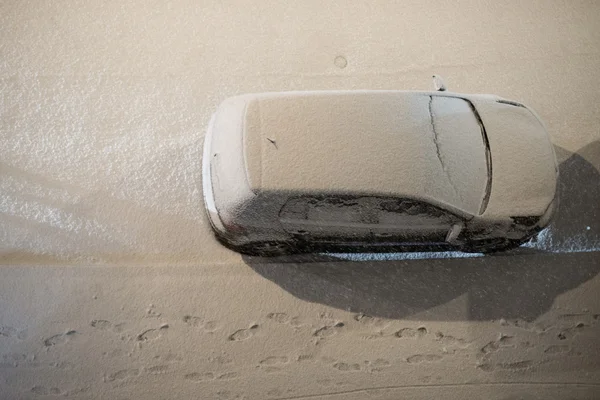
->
<box><xmin>1</xmin><ymin>1</ymin><xmax>599</xmax><ymax>399</ymax></box>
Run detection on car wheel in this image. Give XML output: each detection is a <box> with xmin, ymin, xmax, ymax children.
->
<box><xmin>462</xmin><ymin>238</ymin><xmax>528</xmax><ymax>254</ymax></box>
<box><xmin>238</xmin><ymin>241</ymin><xmax>295</xmax><ymax>257</ymax></box>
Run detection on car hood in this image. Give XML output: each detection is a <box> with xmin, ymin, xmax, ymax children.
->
<box><xmin>470</xmin><ymin>98</ymin><xmax>558</xmax><ymax>218</ymax></box>
<box><xmin>240</xmin><ymin>91</ymin><xmax>491</xmax><ymax>216</ymax></box>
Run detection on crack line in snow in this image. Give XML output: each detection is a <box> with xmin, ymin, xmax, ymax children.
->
<box><xmin>428</xmin><ymin>96</ymin><xmax>461</xmax><ymax>201</ymax></box>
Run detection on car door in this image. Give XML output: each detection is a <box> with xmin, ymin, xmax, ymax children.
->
<box><xmin>279</xmin><ymin>196</ymin><xmax>463</xmax><ymax>245</ymax></box>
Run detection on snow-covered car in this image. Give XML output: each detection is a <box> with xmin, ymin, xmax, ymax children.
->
<box><xmin>202</xmin><ymin>90</ymin><xmax>558</xmax><ymax>256</ymax></box>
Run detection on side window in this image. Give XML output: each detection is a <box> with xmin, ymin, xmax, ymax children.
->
<box><xmin>279</xmin><ymin>196</ymin><xmax>366</xmax><ymax>224</ymax></box>
<box><xmin>280</xmin><ymin>196</ymin><xmax>460</xmax><ymax>227</ymax></box>
<box><xmin>377</xmin><ymin>199</ymin><xmax>460</xmax><ymax>227</ymax></box>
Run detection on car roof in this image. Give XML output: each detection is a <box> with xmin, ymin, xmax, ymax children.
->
<box><xmin>236</xmin><ymin>91</ymin><xmax>490</xmax><ymax>216</ymax></box>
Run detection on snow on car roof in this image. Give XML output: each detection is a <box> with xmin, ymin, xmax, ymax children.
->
<box><xmin>238</xmin><ymin>91</ymin><xmax>489</xmax><ymax>215</ymax></box>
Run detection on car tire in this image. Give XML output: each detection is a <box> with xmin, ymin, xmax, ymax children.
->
<box><xmin>236</xmin><ymin>241</ymin><xmax>296</xmax><ymax>257</ymax></box>
<box><xmin>461</xmin><ymin>237</ymin><xmax>529</xmax><ymax>254</ymax></box>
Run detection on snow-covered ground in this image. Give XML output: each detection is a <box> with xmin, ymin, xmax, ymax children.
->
<box><xmin>1</xmin><ymin>1</ymin><xmax>599</xmax><ymax>399</ymax></box>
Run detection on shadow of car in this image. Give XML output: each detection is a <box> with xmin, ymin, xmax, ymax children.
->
<box><xmin>243</xmin><ymin>142</ymin><xmax>600</xmax><ymax>321</ymax></box>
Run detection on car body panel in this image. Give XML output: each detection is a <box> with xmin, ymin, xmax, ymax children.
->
<box><xmin>468</xmin><ymin>97</ymin><xmax>558</xmax><ymax>219</ymax></box>
<box><xmin>202</xmin><ymin>90</ymin><xmax>558</xmax><ymax>253</ymax></box>
<box><xmin>205</xmin><ymin>96</ymin><xmax>256</xmax><ymax>233</ymax></box>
